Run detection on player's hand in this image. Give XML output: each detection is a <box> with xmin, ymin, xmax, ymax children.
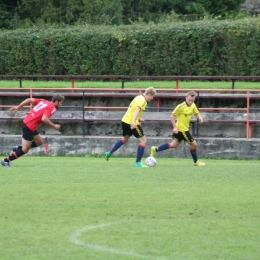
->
<box><xmin>53</xmin><ymin>124</ymin><xmax>61</xmax><ymax>130</ymax></box>
<box><xmin>173</xmin><ymin>127</ymin><xmax>178</xmax><ymax>134</ymax></box>
<box><xmin>131</xmin><ymin>122</ymin><xmax>136</xmax><ymax>129</ymax></box>
<box><xmin>9</xmin><ymin>106</ymin><xmax>19</xmax><ymax>113</ymax></box>
<box><xmin>139</xmin><ymin>118</ymin><xmax>144</xmax><ymax>122</ymax></box>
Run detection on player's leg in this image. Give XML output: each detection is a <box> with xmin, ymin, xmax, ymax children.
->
<box><xmin>12</xmin><ymin>131</ymin><xmax>42</xmax><ymax>152</ymax></box>
<box><xmin>133</xmin><ymin>125</ymin><xmax>148</xmax><ymax>167</ymax></box>
<box><xmin>105</xmin><ymin>136</ymin><xmax>130</xmax><ymax>160</ymax></box>
<box><xmin>1</xmin><ymin>124</ymin><xmax>39</xmax><ymax>167</ymax></box>
<box><xmin>105</xmin><ymin>122</ymin><xmax>131</xmax><ymax>161</ymax></box>
<box><xmin>150</xmin><ymin>133</ymin><xmax>180</xmax><ymax>156</ymax></box>
<box><xmin>185</xmin><ymin>132</ymin><xmax>205</xmax><ymax>166</ymax></box>
<box><xmin>12</xmin><ymin>145</ymin><xmax>22</xmax><ymax>152</ymax></box>
<box><xmin>32</xmin><ymin>133</ymin><xmax>43</xmax><ymax>147</ymax></box>
<box><xmin>134</xmin><ymin>135</ymin><xmax>147</xmax><ymax>166</ymax></box>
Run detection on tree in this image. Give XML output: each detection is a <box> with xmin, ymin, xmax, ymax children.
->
<box><xmin>0</xmin><ymin>0</ymin><xmax>19</xmax><ymax>29</ymax></box>
<box><xmin>0</xmin><ymin>0</ymin><xmax>248</xmax><ymax>29</ymax></box>
<box><xmin>186</xmin><ymin>0</ymin><xmax>245</xmax><ymax>18</ymax></box>
<box><xmin>78</xmin><ymin>0</ymin><xmax>123</xmax><ymax>25</ymax></box>
<box><xmin>121</xmin><ymin>0</ymin><xmax>188</xmax><ymax>24</ymax></box>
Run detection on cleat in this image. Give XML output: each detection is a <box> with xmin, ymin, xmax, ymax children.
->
<box><xmin>10</xmin><ymin>145</ymin><xmax>19</xmax><ymax>155</ymax></box>
<box><xmin>150</xmin><ymin>146</ymin><xmax>157</xmax><ymax>157</ymax></box>
<box><xmin>194</xmin><ymin>160</ymin><xmax>205</xmax><ymax>166</ymax></box>
<box><xmin>13</xmin><ymin>146</ymin><xmax>19</xmax><ymax>152</ymax></box>
<box><xmin>1</xmin><ymin>159</ymin><xmax>11</xmax><ymax>167</ymax></box>
<box><xmin>105</xmin><ymin>151</ymin><xmax>111</xmax><ymax>161</ymax></box>
<box><xmin>134</xmin><ymin>162</ymin><xmax>148</xmax><ymax>168</ymax></box>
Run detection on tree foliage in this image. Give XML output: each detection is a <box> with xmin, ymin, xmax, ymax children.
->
<box><xmin>192</xmin><ymin>0</ymin><xmax>245</xmax><ymax>17</ymax></box>
<box><xmin>0</xmin><ymin>0</ymin><xmax>248</xmax><ymax>29</ymax></box>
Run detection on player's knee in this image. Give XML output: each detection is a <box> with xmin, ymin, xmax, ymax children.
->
<box><xmin>122</xmin><ymin>137</ymin><xmax>128</xmax><ymax>144</ymax></box>
<box><xmin>22</xmin><ymin>147</ymin><xmax>30</xmax><ymax>154</ymax></box>
<box><xmin>37</xmin><ymin>140</ymin><xmax>43</xmax><ymax>146</ymax></box>
<box><xmin>169</xmin><ymin>141</ymin><xmax>178</xmax><ymax>148</ymax></box>
<box><xmin>190</xmin><ymin>141</ymin><xmax>197</xmax><ymax>149</ymax></box>
<box><xmin>141</xmin><ymin>139</ymin><xmax>147</xmax><ymax>145</ymax></box>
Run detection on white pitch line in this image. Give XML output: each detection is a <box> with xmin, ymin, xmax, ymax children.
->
<box><xmin>69</xmin><ymin>222</ymin><xmax>169</xmax><ymax>260</ymax></box>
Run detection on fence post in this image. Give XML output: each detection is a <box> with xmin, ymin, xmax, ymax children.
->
<box><xmin>1</xmin><ymin>97</ymin><xmax>4</xmax><ymax>111</ymax></box>
<box><xmin>157</xmin><ymin>98</ymin><xmax>161</xmax><ymax>112</ymax></box>
<box><xmin>246</xmin><ymin>90</ymin><xmax>250</xmax><ymax>138</ymax></box>
<box><xmin>232</xmin><ymin>79</ymin><xmax>235</xmax><ymax>89</ymax></box>
<box><xmin>82</xmin><ymin>90</ymin><xmax>85</xmax><ymax>137</ymax></box>
<box><xmin>196</xmin><ymin>91</ymin><xmax>200</xmax><ymax>137</ymax></box>
<box><xmin>71</xmin><ymin>78</ymin><xmax>75</xmax><ymax>92</ymax></box>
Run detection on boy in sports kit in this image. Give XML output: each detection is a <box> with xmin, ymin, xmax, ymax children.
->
<box><xmin>105</xmin><ymin>87</ymin><xmax>157</xmax><ymax>167</ymax></box>
<box><xmin>1</xmin><ymin>94</ymin><xmax>64</xmax><ymax>167</ymax></box>
<box><xmin>150</xmin><ymin>91</ymin><xmax>205</xmax><ymax>166</ymax></box>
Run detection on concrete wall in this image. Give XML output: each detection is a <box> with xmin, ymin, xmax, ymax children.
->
<box><xmin>1</xmin><ymin>110</ymin><xmax>260</xmax><ymax>138</ymax></box>
<box><xmin>0</xmin><ymin>135</ymin><xmax>260</xmax><ymax>160</ymax></box>
<box><xmin>1</xmin><ymin>95</ymin><xmax>260</xmax><ymax>159</ymax></box>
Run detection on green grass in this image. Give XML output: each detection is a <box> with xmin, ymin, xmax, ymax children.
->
<box><xmin>0</xmin><ymin>79</ymin><xmax>259</xmax><ymax>89</ymax></box>
<box><xmin>1</xmin><ymin>156</ymin><xmax>260</xmax><ymax>260</ymax></box>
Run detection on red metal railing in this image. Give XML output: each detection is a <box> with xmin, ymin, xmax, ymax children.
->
<box><xmin>0</xmin><ymin>87</ymin><xmax>260</xmax><ymax>138</ymax></box>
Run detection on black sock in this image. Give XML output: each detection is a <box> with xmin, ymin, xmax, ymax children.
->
<box><xmin>190</xmin><ymin>148</ymin><xmax>198</xmax><ymax>163</ymax></box>
<box><xmin>8</xmin><ymin>149</ymin><xmax>25</xmax><ymax>162</ymax></box>
<box><xmin>31</xmin><ymin>141</ymin><xmax>37</xmax><ymax>148</ymax></box>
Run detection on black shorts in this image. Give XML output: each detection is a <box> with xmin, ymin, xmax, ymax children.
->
<box><xmin>172</xmin><ymin>131</ymin><xmax>194</xmax><ymax>144</ymax></box>
<box><xmin>22</xmin><ymin>123</ymin><xmax>39</xmax><ymax>141</ymax></box>
<box><xmin>122</xmin><ymin>122</ymin><xmax>144</xmax><ymax>138</ymax></box>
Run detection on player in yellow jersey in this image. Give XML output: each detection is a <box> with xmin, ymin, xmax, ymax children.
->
<box><xmin>150</xmin><ymin>91</ymin><xmax>205</xmax><ymax>166</ymax></box>
<box><xmin>105</xmin><ymin>87</ymin><xmax>157</xmax><ymax>167</ymax></box>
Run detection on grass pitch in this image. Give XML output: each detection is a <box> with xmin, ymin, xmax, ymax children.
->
<box><xmin>0</xmin><ymin>79</ymin><xmax>259</xmax><ymax>89</ymax></box>
<box><xmin>1</xmin><ymin>156</ymin><xmax>260</xmax><ymax>260</ymax></box>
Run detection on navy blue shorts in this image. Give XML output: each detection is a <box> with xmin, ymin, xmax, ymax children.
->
<box><xmin>22</xmin><ymin>123</ymin><xmax>39</xmax><ymax>141</ymax></box>
<box><xmin>172</xmin><ymin>131</ymin><xmax>194</xmax><ymax>144</ymax></box>
<box><xmin>122</xmin><ymin>122</ymin><xmax>144</xmax><ymax>138</ymax></box>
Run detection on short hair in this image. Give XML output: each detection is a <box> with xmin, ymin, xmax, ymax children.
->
<box><xmin>187</xmin><ymin>91</ymin><xmax>196</xmax><ymax>97</ymax></box>
<box><xmin>52</xmin><ymin>93</ymin><xmax>65</xmax><ymax>102</ymax></box>
<box><xmin>144</xmin><ymin>87</ymin><xmax>157</xmax><ymax>96</ymax></box>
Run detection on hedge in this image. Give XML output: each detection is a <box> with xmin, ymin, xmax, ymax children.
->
<box><xmin>0</xmin><ymin>17</ymin><xmax>259</xmax><ymax>76</ymax></box>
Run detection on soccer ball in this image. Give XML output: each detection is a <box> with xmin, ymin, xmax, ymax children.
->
<box><xmin>145</xmin><ymin>156</ymin><xmax>156</xmax><ymax>167</ymax></box>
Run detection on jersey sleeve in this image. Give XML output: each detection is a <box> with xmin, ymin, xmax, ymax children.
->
<box><xmin>193</xmin><ymin>104</ymin><xmax>199</xmax><ymax>115</ymax></box>
<box><xmin>135</xmin><ymin>96</ymin><xmax>146</xmax><ymax>109</ymax></box>
<box><xmin>172</xmin><ymin>103</ymin><xmax>183</xmax><ymax>116</ymax></box>
<box><xmin>33</xmin><ymin>98</ymin><xmax>43</xmax><ymax>105</ymax></box>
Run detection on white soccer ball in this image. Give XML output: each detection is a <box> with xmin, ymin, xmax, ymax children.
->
<box><xmin>145</xmin><ymin>156</ymin><xmax>156</xmax><ymax>167</ymax></box>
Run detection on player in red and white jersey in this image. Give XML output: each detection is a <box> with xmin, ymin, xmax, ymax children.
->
<box><xmin>1</xmin><ymin>94</ymin><xmax>65</xmax><ymax>167</ymax></box>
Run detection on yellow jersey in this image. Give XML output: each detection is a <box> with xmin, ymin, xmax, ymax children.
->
<box><xmin>172</xmin><ymin>102</ymin><xmax>199</xmax><ymax>132</ymax></box>
<box><xmin>122</xmin><ymin>95</ymin><xmax>147</xmax><ymax>124</ymax></box>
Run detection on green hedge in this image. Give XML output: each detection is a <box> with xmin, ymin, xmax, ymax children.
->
<box><xmin>0</xmin><ymin>18</ymin><xmax>260</xmax><ymax>76</ymax></box>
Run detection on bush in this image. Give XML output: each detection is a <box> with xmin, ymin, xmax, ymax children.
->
<box><xmin>0</xmin><ymin>17</ymin><xmax>260</xmax><ymax>76</ymax></box>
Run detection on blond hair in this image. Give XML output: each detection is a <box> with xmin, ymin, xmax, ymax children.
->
<box><xmin>187</xmin><ymin>91</ymin><xmax>196</xmax><ymax>97</ymax></box>
<box><xmin>144</xmin><ymin>87</ymin><xmax>157</xmax><ymax>96</ymax></box>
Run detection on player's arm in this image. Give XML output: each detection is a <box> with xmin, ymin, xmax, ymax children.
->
<box><xmin>170</xmin><ymin>114</ymin><xmax>178</xmax><ymax>133</ymax></box>
<box><xmin>131</xmin><ymin>106</ymin><xmax>141</xmax><ymax>129</ymax></box>
<box><xmin>9</xmin><ymin>98</ymin><xmax>35</xmax><ymax>113</ymax></box>
<box><xmin>41</xmin><ymin>114</ymin><xmax>60</xmax><ymax>130</ymax></box>
<box><xmin>195</xmin><ymin>113</ymin><xmax>203</xmax><ymax>123</ymax></box>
